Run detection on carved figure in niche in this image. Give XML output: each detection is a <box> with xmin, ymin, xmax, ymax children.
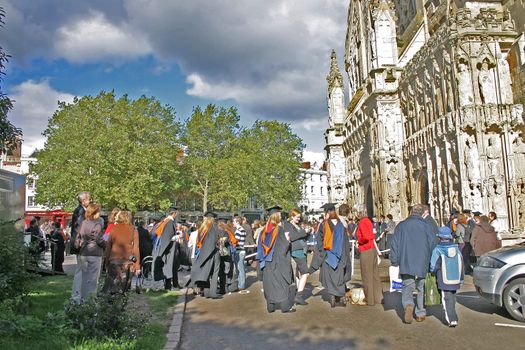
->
<box><xmin>456</xmin><ymin>61</ymin><xmax>474</xmax><ymax>106</ymax></box>
<box><xmin>452</xmin><ymin>191</ymin><xmax>461</xmax><ymax>212</ymax></box>
<box><xmin>464</xmin><ymin>135</ymin><xmax>481</xmax><ymax>184</ymax></box>
<box><xmin>489</xmin><ymin>181</ymin><xmax>507</xmax><ymax>214</ymax></box>
<box><xmin>486</xmin><ymin>136</ymin><xmax>503</xmax><ymax>179</ymax></box>
<box><xmin>469</xmin><ymin>184</ymin><xmax>483</xmax><ymax>212</ymax></box>
<box><xmin>513</xmin><ymin>135</ymin><xmax>525</xmax><ymax>182</ymax></box>
<box><xmin>517</xmin><ymin>186</ymin><xmax>525</xmax><ymax>226</ymax></box>
<box><xmin>497</xmin><ymin>55</ymin><xmax>513</xmax><ymax>104</ymax></box>
<box><xmin>478</xmin><ymin>60</ymin><xmax>497</xmax><ymax>104</ymax></box>
<box><xmin>387</xmin><ymin>166</ymin><xmax>400</xmax><ymax>202</ymax></box>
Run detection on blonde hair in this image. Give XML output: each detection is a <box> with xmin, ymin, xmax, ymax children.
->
<box><xmin>268</xmin><ymin>212</ymin><xmax>282</xmax><ymax>226</ymax></box>
<box><xmin>108</xmin><ymin>207</ymin><xmax>121</xmax><ymax>224</ymax></box>
<box><xmin>199</xmin><ymin>217</ymin><xmax>215</xmax><ymax>233</ymax></box>
<box><xmin>115</xmin><ymin>210</ymin><xmax>132</xmax><ymax>225</ymax></box>
<box><xmin>288</xmin><ymin>208</ymin><xmax>301</xmax><ymax>222</ymax></box>
<box><xmin>85</xmin><ymin>203</ymin><xmax>101</xmax><ymax>220</ymax></box>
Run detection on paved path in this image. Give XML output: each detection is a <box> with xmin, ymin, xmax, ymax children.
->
<box><xmin>179</xmin><ymin>263</ymin><xmax>524</xmax><ymax>350</ymax></box>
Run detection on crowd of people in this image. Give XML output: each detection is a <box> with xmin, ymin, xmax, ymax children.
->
<box><xmin>28</xmin><ymin>190</ymin><xmax>504</xmax><ymax>327</ymax></box>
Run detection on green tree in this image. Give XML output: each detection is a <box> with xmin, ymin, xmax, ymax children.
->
<box><xmin>180</xmin><ymin>104</ymin><xmax>241</xmax><ymax>212</ymax></box>
<box><xmin>181</xmin><ymin>106</ymin><xmax>304</xmax><ymax>212</ymax></box>
<box><xmin>32</xmin><ymin>91</ymin><xmax>181</xmax><ymax>211</ymax></box>
<box><xmin>239</xmin><ymin>120</ymin><xmax>304</xmax><ymax>210</ymax></box>
<box><xmin>0</xmin><ymin>8</ymin><xmax>22</xmax><ymax>153</ymax></box>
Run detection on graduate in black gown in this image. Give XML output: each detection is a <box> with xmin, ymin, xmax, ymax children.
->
<box><xmin>310</xmin><ymin>203</ymin><xmax>352</xmax><ymax>307</ymax></box>
<box><xmin>217</xmin><ymin>217</ymin><xmax>237</xmax><ymax>294</ymax></box>
<box><xmin>49</xmin><ymin>221</ymin><xmax>66</xmax><ymax>272</ymax></box>
<box><xmin>152</xmin><ymin>206</ymin><xmax>180</xmax><ymax>290</ymax></box>
<box><xmin>190</xmin><ymin>212</ymin><xmax>221</xmax><ymax>299</ymax></box>
<box><xmin>257</xmin><ymin>206</ymin><xmax>295</xmax><ymax>313</ymax></box>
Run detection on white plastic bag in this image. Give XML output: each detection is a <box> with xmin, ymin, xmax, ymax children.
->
<box><xmin>389</xmin><ymin>265</ymin><xmax>402</xmax><ymax>292</ymax></box>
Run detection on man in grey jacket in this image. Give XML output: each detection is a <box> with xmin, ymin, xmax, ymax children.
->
<box><xmin>390</xmin><ymin>204</ymin><xmax>436</xmax><ymax>324</ymax></box>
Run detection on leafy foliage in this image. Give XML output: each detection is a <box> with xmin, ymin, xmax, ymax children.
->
<box><xmin>181</xmin><ymin>105</ymin><xmax>304</xmax><ymax>211</ymax></box>
<box><xmin>32</xmin><ymin>91</ymin><xmax>181</xmax><ymax>211</ymax></box>
<box><xmin>0</xmin><ymin>8</ymin><xmax>22</xmax><ymax>153</ymax></box>
<box><xmin>0</xmin><ymin>221</ymin><xmax>32</xmax><ymax>303</ymax></box>
<box><xmin>237</xmin><ymin>120</ymin><xmax>304</xmax><ymax>210</ymax></box>
<box><xmin>180</xmin><ymin>104</ymin><xmax>242</xmax><ymax>211</ymax></box>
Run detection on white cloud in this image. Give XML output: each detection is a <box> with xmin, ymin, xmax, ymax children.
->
<box><xmin>303</xmin><ymin>150</ymin><xmax>325</xmax><ymax>165</ymax></box>
<box><xmin>54</xmin><ymin>10</ymin><xmax>152</xmax><ymax>63</ymax></box>
<box><xmin>9</xmin><ymin>80</ymin><xmax>75</xmax><ymax>156</ymax></box>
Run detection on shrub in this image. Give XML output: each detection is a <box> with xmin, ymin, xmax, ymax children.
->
<box><xmin>63</xmin><ymin>293</ymin><xmax>145</xmax><ymax>341</ymax></box>
<box><xmin>0</xmin><ymin>221</ymin><xmax>33</xmax><ymax>302</ymax></box>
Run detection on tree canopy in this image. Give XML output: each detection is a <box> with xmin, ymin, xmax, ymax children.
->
<box><xmin>32</xmin><ymin>91</ymin><xmax>181</xmax><ymax>211</ymax></box>
<box><xmin>0</xmin><ymin>8</ymin><xmax>21</xmax><ymax>153</ymax></box>
<box><xmin>181</xmin><ymin>104</ymin><xmax>304</xmax><ymax>212</ymax></box>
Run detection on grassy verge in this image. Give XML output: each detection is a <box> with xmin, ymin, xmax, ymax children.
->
<box><xmin>0</xmin><ymin>275</ymin><xmax>182</xmax><ymax>350</ymax></box>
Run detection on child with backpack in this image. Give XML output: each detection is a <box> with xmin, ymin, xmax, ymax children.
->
<box><xmin>430</xmin><ymin>226</ymin><xmax>464</xmax><ymax>327</ymax></box>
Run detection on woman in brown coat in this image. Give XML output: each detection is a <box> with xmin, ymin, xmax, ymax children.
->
<box><xmin>102</xmin><ymin>210</ymin><xmax>140</xmax><ymax>294</ymax></box>
<box><xmin>471</xmin><ymin>215</ymin><xmax>501</xmax><ymax>258</ymax></box>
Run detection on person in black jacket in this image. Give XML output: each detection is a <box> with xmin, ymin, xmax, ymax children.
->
<box><xmin>50</xmin><ymin>221</ymin><xmax>66</xmax><ymax>272</ymax></box>
<box><xmin>283</xmin><ymin>208</ymin><xmax>309</xmax><ymax>305</ymax></box>
<box><xmin>137</xmin><ymin>221</ymin><xmax>153</xmax><ymax>263</ymax></box>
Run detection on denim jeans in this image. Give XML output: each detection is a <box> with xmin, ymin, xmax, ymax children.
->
<box><xmin>401</xmin><ymin>274</ymin><xmax>426</xmax><ymax>317</ymax></box>
<box><xmin>234</xmin><ymin>250</ymin><xmax>246</xmax><ymax>290</ymax></box>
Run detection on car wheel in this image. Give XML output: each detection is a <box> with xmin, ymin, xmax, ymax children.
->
<box><xmin>503</xmin><ymin>278</ymin><xmax>525</xmax><ymax>323</ymax></box>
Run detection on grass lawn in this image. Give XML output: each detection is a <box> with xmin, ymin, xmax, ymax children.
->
<box><xmin>0</xmin><ymin>274</ymin><xmax>182</xmax><ymax>350</ymax></box>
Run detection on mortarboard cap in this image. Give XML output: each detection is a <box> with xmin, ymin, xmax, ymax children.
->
<box><xmin>462</xmin><ymin>209</ymin><xmax>472</xmax><ymax>214</ymax></box>
<box><xmin>203</xmin><ymin>211</ymin><xmax>217</xmax><ymax>218</ymax></box>
<box><xmin>321</xmin><ymin>203</ymin><xmax>336</xmax><ymax>212</ymax></box>
<box><xmin>266</xmin><ymin>205</ymin><xmax>282</xmax><ymax>215</ymax></box>
<box><xmin>472</xmin><ymin>211</ymin><xmax>482</xmax><ymax>216</ymax></box>
<box><xmin>168</xmin><ymin>205</ymin><xmax>178</xmax><ymax>212</ymax></box>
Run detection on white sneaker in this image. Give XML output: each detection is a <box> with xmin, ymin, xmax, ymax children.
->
<box><xmin>449</xmin><ymin>321</ymin><xmax>458</xmax><ymax>327</ymax></box>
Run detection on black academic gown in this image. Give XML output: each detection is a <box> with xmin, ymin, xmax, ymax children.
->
<box><xmin>152</xmin><ymin>219</ymin><xmax>177</xmax><ymax>281</ymax></box>
<box><xmin>260</xmin><ymin>226</ymin><xmax>294</xmax><ymax>307</ymax></box>
<box><xmin>310</xmin><ymin>220</ymin><xmax>351</xmax><ymax>297</ymax></box>
<box><xmin>191</xmin><ymin>225</ymin><xmax>220</xmax><ymax>297</ymax></box>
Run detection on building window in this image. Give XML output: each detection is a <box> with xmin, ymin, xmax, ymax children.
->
<box><xmin>320</xmin><ymin>175</ymin><xmax>323</xmax><ymax>182</ymax></box>
<box><xmin>28</xmin><ymin>196</ymin><xmax>35</xmax><ymax>207</ymax></box>
<box><xmin>320</xmin><ymin>187</ymin><xmax>323</xmax><ymax>195</ymax></box>
<box><xmin>311</xmin><ymin>186</ymin><xmax>314</xmax><ymax>194</ymax></box>
<box><xmin>31</xmin><ymin>178</ymin><xmax>37</xmax><ymax>189</ymax></box>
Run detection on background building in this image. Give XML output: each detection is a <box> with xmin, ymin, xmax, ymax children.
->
<box><xmin>326</xmin><ymin>0</ymin><xmax>525</xmax><ymax>235</ymax></box>
<box><xmin>298</xmin><ymin>161</ymin><xmax>328</xmax><ymax>213</ymax></box>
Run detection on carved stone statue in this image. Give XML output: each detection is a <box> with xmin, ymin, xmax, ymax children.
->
<box><xmin>486</xmin><ymin>136</ymin><xmax>503</xmax><ymax>179</ymax></box>
<box><xmin>387</xmin><ymin>166</ymin><xmax>400</xmax><ymax>202</ymax></box>
<box><xmin>498</xmin><ymin>55</ymin><xmax>513</xmax><ymax>104</ymax></box>
<box><xmin>457</xmin><ymin>61</ymin><xmax>474</xmax><ymax>106</ymax></box>
<box><xmin>464</xmin><ymin>135</ymin><xmax>481</xmax><ymax>184</ymax></box>
<box><xmin>513</xmin><ymin>136</ymin><xmax>525</xmax><ymax>181</ymax></box>
<box><xmin>478</xmin><ymin>60</ymin><xmax>497</xmax><ymax>104</ymax></box>
<box><xmin>517</xmin><ymin>186</ymin><xmax>525</xmax><ymax>226</ymax></box>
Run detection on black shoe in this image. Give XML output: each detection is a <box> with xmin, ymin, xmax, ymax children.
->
<box><xmin>282</xmin><ymin>308</ymin><xmax>296</xmax><ymax>313</ymax></box>
<box><xmin>340</xmin><ymin>296</ymin><xmax>347</xmax><ymax>307</ymax></box>
<box><xmin>330</xmin><ymin>295</ymin><xmax>336</xmax><ymax>308</ymax></box>
<box><xmin>210</xmin><ymin>295</ymin><xmax>223</xmax><ymax>299</ymax></box>
<box><xmin>295</xmin><ymin>293</ymin><xmax>308</xmax><ymax>306</ymax></box>
<box><xmin>267</xmin><ymin>304</ymin><xmax>276</xmax><ymax>313</ymax></box>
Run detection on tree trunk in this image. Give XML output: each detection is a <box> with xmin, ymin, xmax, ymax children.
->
<box><xmin>202</xmin><ymin>182</ymin><xmax>208</xmax><ymax>212</ymax></box>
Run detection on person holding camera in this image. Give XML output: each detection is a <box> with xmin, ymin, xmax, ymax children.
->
<box><xmin>102</xmin><ymin>210</ymin><xmax>140</xmax><ymax>294</ymax></box>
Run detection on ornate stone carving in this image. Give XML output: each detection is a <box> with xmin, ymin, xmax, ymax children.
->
<box><xmin>464</xmin><ymin>135</ymin><xmax>481</xmax><ymax>185</ymax></box>
<box><xmin>513</xmin><ymin>136</ymin><xmax>525</xmax><ymax>182</ymax></box>
<box><xmin>478</xmin><ymin>59</ymin><xmax>497</xmax><ymax>104</ymax></box>
<box><xmin>457</xmin><ymin>61</ymin><xmax>474</xmax><ymax>107</ymax></box>
<box><xmin>486</xmin><ymin>136</ymin><xmax>503</xmax><ymax>180</ymax></box>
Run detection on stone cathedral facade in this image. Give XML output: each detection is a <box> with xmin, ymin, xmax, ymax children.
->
<box><xmin>325</xmin><ymin>0</ymin><xmax>525</xmax><ymax>234</ymax></box>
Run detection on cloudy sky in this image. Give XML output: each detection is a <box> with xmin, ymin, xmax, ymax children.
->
<box><xmin>1</xmin><ymin>0</ymin><xmax>348</xmax><ymax>164</ymax></box>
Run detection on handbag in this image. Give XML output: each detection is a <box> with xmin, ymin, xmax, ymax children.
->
<box><xmin>74</xmin><ymin>222</ymin><xmax>85</xmax><ymax>249</ymax></box>
<box><xmin>424</xmin><ymin>273</ymin><xmax>441</xmax><ymax>305</ymax></box>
